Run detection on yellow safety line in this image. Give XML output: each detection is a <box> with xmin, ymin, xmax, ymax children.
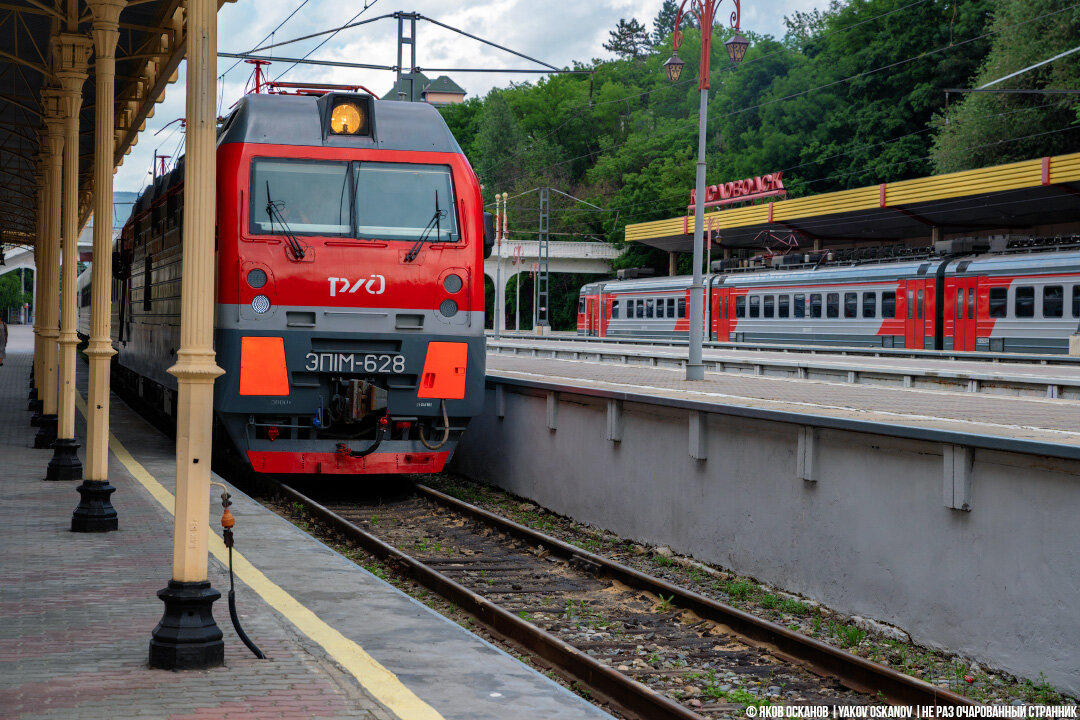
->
<box><xmin>75</xmin><ymin>393</ymin><xmax>445</xmax><ymax>720</ymax></box>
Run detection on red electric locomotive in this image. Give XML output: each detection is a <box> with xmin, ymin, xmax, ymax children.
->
<box><xmin>85</xmin><ymin>90</ymin><xmax>493</xmax><ymax>474</ymax></box>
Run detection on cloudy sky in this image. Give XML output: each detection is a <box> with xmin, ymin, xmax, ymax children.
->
<box><xmin>116</xmin><ymin>0</ymin><xmax>824</xmax><ymax>193</ymax></box>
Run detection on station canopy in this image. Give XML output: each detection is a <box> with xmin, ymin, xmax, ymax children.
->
<box><xmin>0</xmin><ymin>1</ymin><xmax>231</xmax><ymax>247</ymax></box>
<box><xmin>624</xmin><ymin>153</ymin><xmax>1080</xmax><ymax>252</ymax></box>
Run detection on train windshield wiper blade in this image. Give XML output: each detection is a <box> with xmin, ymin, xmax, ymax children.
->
<box><xmin>403</xmin><ymin>190</ymin><xmax>445</xmax><ymax>263</ymax></box>
<box><xmin>265</xmin><ymin>181</ymin><xmax>306</xmax><ymax>260</ymax></box>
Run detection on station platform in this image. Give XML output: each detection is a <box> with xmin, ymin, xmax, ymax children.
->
<box><xmin>486</xmin><ymin>349</ymin><xmax>1080</xmax><ymax>451</ymax></box>
<box><xmin>0</xmin><ymin>325</ymin><xmax>612</xmax><ymax>720</ymax></box>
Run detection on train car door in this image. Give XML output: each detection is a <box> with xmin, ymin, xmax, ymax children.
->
<box><xmin>713</xmin><ymin>285</ymin><xmax>730</xmax><ymax>342</ymax></box>
<box><xmin>903</xmin><ymin>279</ymin><xmax>927</xmax><ymax>349</ymax></box>
<box><xmin>586</xmin><ymin>295</ymin><xmax>602</xmax><ymax>337</ymax></box>
<box><xmin>952</xmin><ymin>276</ymin><xmax>978</xmax><ymax>351</ymax></box>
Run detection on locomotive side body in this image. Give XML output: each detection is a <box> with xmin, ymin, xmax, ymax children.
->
<box><xmin>99</xmin><ymin>92</ymin><xmax>487</xmax><ymax>474</ymax></box>
<box><xmin>580</xmin><ymin>249</ymin><xmax>1080</xmax><ymax>353</ymax></box>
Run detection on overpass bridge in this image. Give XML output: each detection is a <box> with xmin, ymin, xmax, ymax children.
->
<box><xmin>484</xmin><ymin>239</ymin><xmax>622</xmax><ymax>332</ymax></box>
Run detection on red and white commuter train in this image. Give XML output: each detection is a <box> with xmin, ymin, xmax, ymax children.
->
<box><xmin>578</xmin><ymin>248</ymin><xmax>1080</xmax><ymax>353</ymax></box>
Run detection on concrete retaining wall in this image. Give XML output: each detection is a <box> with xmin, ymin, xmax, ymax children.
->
<box><xmin>451</xmin><ymin>380</ymin><xmax>1080</xmax><ymax>695</ymax></box>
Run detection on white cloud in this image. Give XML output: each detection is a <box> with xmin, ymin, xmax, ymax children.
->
<box><xmin>115</xmin><ymin>0</ymin><xmax>822</xmax><ymax>191</ymax></box>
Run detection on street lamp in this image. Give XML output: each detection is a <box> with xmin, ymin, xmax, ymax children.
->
<box><xmin>667</xmin><ymin>0</ymin><xmax>748</xmax><ymax>381</ymax></box>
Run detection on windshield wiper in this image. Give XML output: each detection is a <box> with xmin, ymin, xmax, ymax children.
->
<box><xmin>403</xmin><ymin>189</ymin><xmax>445</xmax><ymax>263</ymax></box>
<box><xmin>265</xmin><ymin>181</ymin><xmax>306</xmax><ymax>260</ymax></box>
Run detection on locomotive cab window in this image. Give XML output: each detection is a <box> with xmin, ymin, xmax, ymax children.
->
<box><xmin>250</xmin><ymin>159</ymin><xmax>350</xmax><ymax>236</ymax></box>
<box><xmin>989</xmin><ymin>287</ymin><xmax>1007</xmax><ymax>318</ymax></box>
<box><xmin>354</xmin><ymin>163</ymin><xmax>459</xmax><ymax>242</ymax></box>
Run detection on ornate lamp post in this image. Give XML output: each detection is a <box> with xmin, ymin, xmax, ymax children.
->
<box><xmin>664</xmin><ymin>1</ymin><xmax>748</xmax><ymax>381</ymax></box>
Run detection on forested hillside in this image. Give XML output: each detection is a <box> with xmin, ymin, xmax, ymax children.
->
<box><xmin>442</xmin><ymin>0</ymin><xmax>1080</xmax><ymax>329</ymax></box>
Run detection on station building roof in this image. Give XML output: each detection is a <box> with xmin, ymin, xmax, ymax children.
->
<box><xmin>0</xmin><ymin>1</ymin><xmax>234</xmax><ymax>248</ymax></box>
<box><xmin>624</xmin><ymin>153</ymin><xmax>1080</xmax><ymax>252</ymax></box>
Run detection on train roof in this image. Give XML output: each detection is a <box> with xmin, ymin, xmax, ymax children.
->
<box><xmin>950</xmin><ymin>248</ymin><xmax>1080</xmax><ymax>276</ymax></box>
<box><xmin>724</xmin><ymin>259</ymin><xmax>945</xmax><ymax>288</ymax></box>
<box><xmin>217</xmin><ymin>92</ymin><xmax>464</xmax><ymax>154</ymax></box>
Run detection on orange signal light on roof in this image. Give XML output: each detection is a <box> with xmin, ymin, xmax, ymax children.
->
<box><xmin>417</xmin><ymin>341</ymin><xmax>468</xmax><ymax>400</ymax></box>
<box><xmin>239</xmin><ymin>336</ymin><xmax>290</xmax><ymax>396</ymax></box>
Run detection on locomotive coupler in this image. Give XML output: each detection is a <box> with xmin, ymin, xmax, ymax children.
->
<box><xmin>336</xmin><ymin>415</ymin><xmax>389</xmax><ymax>458</ymax></box>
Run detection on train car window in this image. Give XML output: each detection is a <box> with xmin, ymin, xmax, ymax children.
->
<box><xmin>646</xmin><ymin>299</ymin><xmax>655</xmax><ymax>318</ymax></box>
<box><xmin>809</xmin><ymin>294</ymin><xmax>822</xmax><ymax>318</ymax></box>
<box><xmin>1014</xmin><ymin>286</ymin><xmax>1034</xmax><ymax>318</ymax></box>
<box><xmin>956</xmin><ymin>289</ymin><xmax>964</xmax><ymax>319</ymax></box>
<box><xmin>989</xmin><ymin>287</ymin><xmax>1007</xmax><ymax>318</ymax></box>
<box><xmin>826</xmin><ymin>293</ymin><xmax>839</xmax><ymax>318</ymax></box>
<box><xmin>667</xmin><ymin>298</ymin><xmax>675</xmax><ymax>317</ymax></box>
<box><xmin>1073</xmin><ymin>286</ymin><xmax>1080</xmax><ymax>318</ymax></box>
<box><xmin>778</xmin><ymin>295</ymin><xmax>790</xmax><ymax>318</ymax></box>
<box><xmin>678</xmin><ymin>298</ymin><xmax>686</xmax><ymax>318</ymax></box>
<box><xmin>882</xmin><ymin>291</ymin><xmax>895</xmax><ymax>318</ymax></box>
<box><xmin>250</xmin><ymin>159</ymin><xmax>351</xmax><ymax>236</ymax></box>
<box><xmin>907</xmin><ymin>290</ymin><xmax>914</xmax><ymax>319</ymax></box>
<box><xmin>636</xmin><ymin>300</ymin><xmax>644</xmax><ymax>319</ymax></box>
<box><xmin>611</xmin><ymin>300</ymin><xmax>619</xmax><ymax>319</ymax></box>
<box><xmin>578</xmin><ymin>298</ymin><xmax>585</xmax><ymax>314</ymax></box>
<box><xmin>735</xmin><ymin>296</ymin><xmax>746</xmax><ymax>318</ymax></box>
<box><xmin>763</xmin><ymin>295</ymin><xmax>774</xmax><ymax>318</ymax></box>
<box><xmin>968</xmin><ymin>289</ymin><xmax>974</xmax><ymax>319</ymax></box>
<box><xmin>844</xmin><ymin>292</ymin><xmax>857</xmax><ymax>318</ymax></box>
<box><xmin>793</xmin><ymin>294</ymin><xmax>805</xmax><ymax>318</ymax></box>
<box><xmin>862</xmin><ymin>292</ymin><xmax>876</xmax><ymax>318</ymax></box>
<box><xmin>354</xmin><ymin>163</ymin><xmax>460</xmax><ymax>242</ymax></box>
<box><xmin>916</xmin><ymin>290</ymin><xmax>923</xmax><ymax>319</ymax></box>
<box><xmin>749</xmin><ymin>295</ymin><xmax>760</xmax><ymax>318</ymax></box>
<box><xmin>1043</xmin><ymin>286</ymin><xmax>1063</xmax><ymax>318</ymax></box>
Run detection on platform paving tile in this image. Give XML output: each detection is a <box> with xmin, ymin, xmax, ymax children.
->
<box><xmin>0</xmin><ymin>327</ymin><xmax>390</xmax><ymax>720</ymax></box>
<box><xmin>2</xmin><ymin>325</ymin><xmax>615</xmax><ymax>720</ymax></box>
<box><xmin>488</xmin><ymin>353</ymin><xmax>1080</xmax><ymax>445</ymax></box>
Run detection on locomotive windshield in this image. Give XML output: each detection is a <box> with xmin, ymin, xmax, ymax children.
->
<box><xmin>249</xmin><ymin>159</ymin><xmax>459</xmax><ymax>242</ymax></box>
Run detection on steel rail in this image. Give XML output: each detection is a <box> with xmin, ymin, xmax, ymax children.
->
<box><xmin>413</xmin><ymin>484</ymin><xmax>980</xmax><ymax>709</ymax></box>
<box><xmin>275</xmin><ymin>482</ymin><xmax>703</xmax><ymax>720</ymax></box>
<box><xmin>276</xmin><ymin>480</ymin><xmax>979</xmax><ymax>714</ymax></box>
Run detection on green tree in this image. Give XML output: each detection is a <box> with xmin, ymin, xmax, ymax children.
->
<box><xmin>931</xmin><ymin>0</ymin><xmax>1080</xmax><ymax>172</ymax></box>
<box><xmin>651</xmin><ymin>0</ymin><xmax>680</xmax><ymax>47</ymax></box>
<box><xmin>604</xmin><ymin>18</ymin><xmax>651</xmax><ymax>60</ymax></box>
<box><xmin>0</xmin><ymin>271</ymin><xmax>31</xmax><ymax>315</ymax></box>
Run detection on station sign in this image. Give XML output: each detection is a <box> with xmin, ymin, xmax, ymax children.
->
<box><xmin>690</xmin><ymin>172</ymin><xmax>786</xmax><ymax>209</ymax></box>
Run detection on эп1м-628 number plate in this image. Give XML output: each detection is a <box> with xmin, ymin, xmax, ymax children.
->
<box><xmin>304</xmin><ymin>352</ymin><xmax>406</xmax><ymax>373</ymax></box>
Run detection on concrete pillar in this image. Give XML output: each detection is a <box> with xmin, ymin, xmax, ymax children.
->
<box><xmin>73</xmin><ymin>0</ymin><xmax>126</xmax><ymax>533</ymax></box>
<box><xmin>150</xmin><ymin>0</ymin><xmax>225</xmax><ymax>670</ymax></box>
<box><xmin>668</xmin><ymin>251</ymin><xmax>677</xmax><ymax>276</ymax></box>
<box><xmin>34</xmin><ymin>91</ymin><xmax>64</xmax><ymax>449</ymax></box>
<box><xmin>47</xmin><ymin>33</ymin><xmax>92</xmax><ymax>482</ymax></box>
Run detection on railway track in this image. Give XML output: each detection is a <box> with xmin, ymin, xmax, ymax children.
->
<box><xmin>275</xmin><ymin>481</ymin><xmax>977</xmax><ymax>720</ymax></box>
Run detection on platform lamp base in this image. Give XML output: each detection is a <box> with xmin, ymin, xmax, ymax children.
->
<box><xmin>33</xmin><ymin>414</ymin><xmax>57</xmax><ymax>448</ymax></box>
<box><xmin>45</xmin><ymin>438</ymin><xmax>82</xmax><ymax>481</ymax></box>
<box><xmin>149</xmin><ymin>581</ymin><xmax>224</xmax><ymax>670</ymax></box>
<box><xmin>71</xmin><ymin>480</ymin><xmax>118</xmax><ymax>532</ymax></box>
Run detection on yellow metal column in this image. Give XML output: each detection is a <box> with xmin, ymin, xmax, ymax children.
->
<box><xmin>74</xmin><ymin>0</ymin><xmax>126</xmax><ymax>532</ymax></box>
<box><xmin>29</xmin><ymin>165</ymin><xmax>46</xmax><ymax>412</ymax></box>
<box><xmin>149</xmin><ymin>0</ymin><xmax>225</xmax><ymax>669</ymax></box>
<box><xmin>34</xmin><ymin>91</ymin><xmax>64</xmax><ymax>450</ymax></box>
<box><xmin>47</xmin><ymin>34</ymin><xmax>92</xmax><ymax>482</ymax></box>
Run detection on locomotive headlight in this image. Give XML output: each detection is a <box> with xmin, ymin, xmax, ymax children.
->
<box><xmin>439</xmin><ymin>299</ymin><xmax>459</xmax><ymax>317</ymax></box>
<box><xmin>247</xmin><ymin>268</ymin><xmax>268</xmax><ymax>288</ymax></box>
<box><xmin>330</xmin><ymin>102</ymin><xmax>365</xmax><ymax>134</ymax></box>
<box><xmin>251</xmin><ymin>294</ymin><xmax>271</xmax><ymax>314</ymax></box>
<box><xmin>443</xmin><ymin>274</ymin><xmax>463</xmax><ymax>293</ymax></box>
